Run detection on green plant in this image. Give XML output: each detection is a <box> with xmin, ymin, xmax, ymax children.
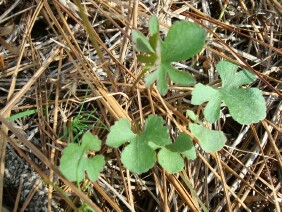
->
<box><xmin>191</xmin><ymin>61</ymin><xmax>266</xmax><ymax>124</ymax></box>
<box><xmin>60</xmin><ymin>132</ymin><xmax>105</xmax><ymax>182</ymax></box>
<box><xmin>62</xmin><ymin>87</ymin><xmax>108</xmax><ymax>143</ymax></box>
<box><xmin>7</xmin><ymin>109</ymin><xmax>38</xmax><ymax>121</ymax></box>
<box><xmin>132</xmin><ymin>15</ymin><xmax>206</xmax><ymax>95</ymax></box>
<box><xmin>59</xmin><ymin>15</ymin><xmax>267</xmax><ymax>180</ymax></box>
<box><xmin>106</xmin><ymin>115</ymin><xmax>196</xmax><ymax>174</ymax></box>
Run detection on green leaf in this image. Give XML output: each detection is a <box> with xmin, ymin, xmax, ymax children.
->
<box><xmin>155</xmin><ymin>66</ymin><xmax>168</xmax><ymax>96</ymax></box>
<box><xmin>145</xmin><ymin>66</ymin><xmax>168</xmax><ymax>95</ymax></box>
<box><xmin>7</xmin><ymin>109</ymin><xmax>38</xmax><ymax>121</ymax></box>
<box><xmin>158</xmin><ymin>148</ymin><xmax>184</xmax><ymax>173</ymax></box>
<box><xmin>132</xmin><ymin>30</ymin><xmax>154</xmax><ymax>53</ymax></box>
<box><xmin>149</xmin><ymin>14</ymin><xmax>159</xmax><ymax>36</ymax></box>
<box><xmin>145</xmin><ymin>68</ymin><xmax>159</xmax><ymax>87</ymax></box>
<box><xmin>60</xmin><ymin>143</ymin><xmax>85</xmax><ymax>182</ymax></box>
<box><xmin>166</xmin><ymin>132</ymin><xmax>196</xmax><ymax>160</ymax></box>
<box><xmin>186</xmin><ymin>110</ymin><xmax>198</xmax><ymax>122</ymax></box>
<box><xmin>161</xmin><ymin>21</ymin><xmax>206</xmax><ymax>62</ymax></box>
<box><xmin>164</xmin><ymin>63</ymin><xmax>195</xmax><ymax>86</ymax></box>
<box><xmin>216</xmin><ymin>61</ymin><xmax>256</xmax><ymax>88</ymax></box>
<box><xmin>190</xmin><ymin>123</ymin><xmax>226</xmax><ymax>153</ymax></box>
<box><xmin>141</xmin><ymin>115</ymin><xmax>171</xmax><ymax>149</ymax></box>
<box><xmin>121</xmin><ymin>136</ymin><xmax>156</xmax><ymax>174</ymax></box>
<box><xmin>81</xmin><ymin>132</ymin><xmax>101</xmax><ymax>151</ymax></box>
<box><xmin>149</xmin><ymin>33</ymin><xmax>160</xmax><ymax>51</ymax></box>
<box><xmin>106</xmin><ymin>118</ymin><xmax>136</xmax><ymax>148</ymax></box>
<box><xmin>191</xmin><ymin>61</ymin><xmax>266</xmax><ymax>124</ymax></box>
<box><xmin>60</xmin><ymin>133</ymin><xmax>105</xmax><ymax>182</ymax></box>
<box><xmin>86</xmin><ymin>155</ymin><xmax>105</xmax><ymax>181</ymax></box>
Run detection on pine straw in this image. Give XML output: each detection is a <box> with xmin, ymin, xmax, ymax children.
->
<box><xmin>0</xmin><ymin>0</ymin><xmax>281</xmax><ymax>211</ymax></box>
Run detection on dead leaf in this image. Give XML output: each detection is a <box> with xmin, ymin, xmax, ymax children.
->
<box><xmin>0</xmin><ymin>36</ymin><xmax>21</xmax><ymax>55</ymax></box>
<box><xmin>0</xmin><ymin>23</ymin><xmax>15</xmax><ymax>36</ymax></box>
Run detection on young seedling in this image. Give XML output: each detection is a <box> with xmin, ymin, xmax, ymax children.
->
<box><xmin>106</xmin><ymin>115</ymin><xmax>196</xmax><ymax>174</ymax></box>
<box><xmin>132</xmin><ymin>15</ymin><xmax>206</xmax><ymax>95</ymax></box>
<box><xmin>191</xmin><ymin>61</ymin><xmax>266</xmax><ymax>124</ymax></box>
<box><xmin>60</xmin><ymin>132</ymin><xmax>105</xmax><ymax>182</ymax></box>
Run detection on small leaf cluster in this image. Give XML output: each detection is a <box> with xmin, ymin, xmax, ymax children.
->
<box><xmin>132</xmin><ymin>15</ymin><xmax>206</xmax><ymax>95</ymax></box>
<box><xmin>106</xmin><ymin>115</ymin><xmax>196</xmax><ymax>174</ymax></box>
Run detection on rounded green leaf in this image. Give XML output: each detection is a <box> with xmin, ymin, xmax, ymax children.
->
<box><xmin>60</xmin><ymin>132</ymin><xmax>105</xmax><ymax>182</ymax></box>
<box><xmin>161</xmin><ymin>21</ymin><xmax>206</xmax><ymax>62</ymax></box>
<box><xmin>60</xmin><ymin>143</ymin><xmax>85</xmax><ymax>182</ymax></box>
<box><xmin>87</xmin><ymin>155</ymin><xmax>105</xmax><ymax>181</ymax></box>
<box><xmin>191</xmin><ymin>83</ymin><xmax>217</xmax><ymax>105</ymax></box>
<box><xmin>191</xmin><ymin>61</ymin><xmax>266</xmax><ymax>124</ymax></box>
<box><xmin>190</xmin><ymin>123</ymin><xmax>226</xmax><ymax>153</ymax></box>
<box><xmin>141</xmin><ymin>115</ymin><xmax>171</xmax><ymax>149</ymax></box>
<box><xmin>223</xmin><ymin>88</ymin><xmax>266</xmax><ymax>124</ymax></box>
<box><xmin>121</xmin><ymin>136</ymin><xmax>156</xmax><ymax>174</ymax></box>
<box><xmin>81</xmin><ymin>132</ymin><xmax>101</xmax><ymax>151</ymax></box>
<box><xmin>158</xmin><ymin>148</ymin><xmax>184</xmax><ymax>173</ymax></box>
<box><xmin>106</xmin><ymin>118</ymin><xmax>136</xmax><ymax>148</ymax></box>
<box><xmin>166</xmin><ymin>132</ymin><xmax>197</xmax><ymax>160</ymax></box>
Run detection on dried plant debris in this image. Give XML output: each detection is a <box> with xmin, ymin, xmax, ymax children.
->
<box><xmin>0</xmin><ymin>0</ymin><xmax>281</xmax><ymax>211</ymax></box>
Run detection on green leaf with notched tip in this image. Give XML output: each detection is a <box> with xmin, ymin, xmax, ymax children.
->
<box><xmin>161</xmin><ymin>21</ymin><xmax>206</xmax><ymax>62</ymax></box>
<box><xmin>60</xmin><ymin>132</ymin><xmax>105</xmax><ymax>182</ymax></box>
<box><xmin>165</xmin><ymin>132</ymin><xmax>196</xmax><ymax>160</ymax></box>
<box><xmin>141</xmin><ymin>115</ymin><xmax>171</xmax><ymax>149</ymax></box>
<box><xmin>106</xmin><ymin>118</ymin><xmax>136</xmax><ymax>148</ymax></box>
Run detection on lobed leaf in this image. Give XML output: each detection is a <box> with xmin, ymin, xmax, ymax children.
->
<box><xmin>106</xmin><ymin>118</ymin><xmax>136</xmax><ymax>148</ymax></box>
<box><xmin>166</xmin><ymin>132</ymin><xmax>197</xmax><ymax>160</ymax></box>
<box><xmin>190</xmin><ymin>124</ymin><xmax>226</xmax><ymax>153</ymax></box>
<box><xmin>191</xmin><ymin>61</ymin><xmax>266</xmax><ymax>124</ymax></box>
<box><xmin>158</xmin><ymin>148</ymin><xmax>184</xmax><ymax>173</ymax></box>
<box><xmin>121</xmin><ymin>136</ymin><xmax>156</xmax><ymax>174</ymax></box>
<box><xmin>133</xmin><ymin>15</ymin><xmax>206</xmax><ymax>96</ymax></box>
<box><xmin>86</xmin><ymin>155</ymin><xmax>105</xmax><ymax>181</ymax></box>
<box><xmin>60</xmin><ymin>133</ymin><xmax>105</xmax><ymax>182</ymax></box>
<box><xmin>141</xmin><ymin>115</ymin><xmax>171</xmax><ymax>149</ymax></box>
<box><xmin>81</xmin><ymin>132</ymin><xmax>101</xmax><ymax>151</ymax></box>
